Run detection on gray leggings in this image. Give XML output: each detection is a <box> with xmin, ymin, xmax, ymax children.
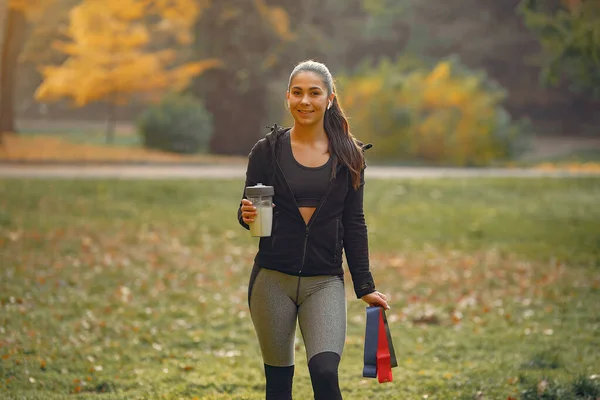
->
<box><xmin>248</xmin><ymin>264</ymin><xmax>347</xmax><ymax>367</ymax></box>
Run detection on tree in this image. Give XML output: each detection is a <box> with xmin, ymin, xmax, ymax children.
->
<box><xmin>192</xmin><ymin>0</ymin><xmax>294</xmax><ymax>155</ymax></box>
<box><xmin>0</xmin><ymin>0</ymin><xmax>54</xmax><ymax>140</ymax></box>
<box><xmin>34</xmin><ymin>0</ymin><xmax>220</xmax><ymax>144</ymax></box>
<box><xmin>519</xmin><ymin>0</ymin><xmax>600</xmax><ymax>98</ymax></box>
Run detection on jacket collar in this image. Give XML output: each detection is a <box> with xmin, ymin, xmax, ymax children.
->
<box><xmin>265</xmin><ymin>123</ymin><xmax>287</xmax><ymax>148</ymax></box>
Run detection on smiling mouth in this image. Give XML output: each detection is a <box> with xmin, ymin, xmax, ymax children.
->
<box><xmin>297</xmin><ymin>110</ymin><xmax>314</xmax><ymax>114</ymax></box>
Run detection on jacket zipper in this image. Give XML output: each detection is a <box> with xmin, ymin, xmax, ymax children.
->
<box><xmin>299</xmin><ymin>184</ymin><xmax>333</xmax><ymax>273</ymax></box>
<box><xmin>295</xmin><ymin>226</ymin><xmax>309</xmax><ymax>303</ymax></box>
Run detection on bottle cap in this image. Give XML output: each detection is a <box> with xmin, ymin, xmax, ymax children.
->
<box><xmin>245</xmin><ymin>183</ymin><xmax>274</xmax><ymax>197</ymax></box>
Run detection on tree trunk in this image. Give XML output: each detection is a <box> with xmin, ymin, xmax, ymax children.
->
<box><xmin>206</xmin><ymin>69</ymin><xmax>267</xmax><ymax>155</ymax></box>
<box><xmin>106</xmin><ymin>99</ymin><xmax>115</xmax><ymax>145</ymax></box>
<box><xmin>0</xmin><ymin>7</ymin><xmax>28</xmax><ymax>139</ymax></box>
<box><xmin>192</xmin><ymin>1</ymin><xmax>274</xmax><ymax>156</ymax></box>
<box><xmin>0</xmin><ymin>0</ymin><xmax>6</xmax><ymax>146</ymax></box>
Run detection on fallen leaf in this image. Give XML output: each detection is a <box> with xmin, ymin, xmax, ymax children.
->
<box><xmin>537</xmin><ymin>379</ymin><xmax>548</xmax><ymax>395</ymax></box>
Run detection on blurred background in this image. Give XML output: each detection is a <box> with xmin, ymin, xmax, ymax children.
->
<box><xmin>1</xmin><ymin>3</ymin><xmax>600</xmax><ymax>398</ymax></box>
<box><xmin>1</xmin><ymin>0</ymin><xmax>600</xmax><ymax>167</ymax></box>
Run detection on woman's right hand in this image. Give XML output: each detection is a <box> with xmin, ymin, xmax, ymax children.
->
<box><xmin>240</xmin><ymin>199</ymin><xmax>257</xmax><ymax>224</ymax></box>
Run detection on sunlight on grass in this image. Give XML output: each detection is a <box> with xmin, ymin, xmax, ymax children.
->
<box><xmin>1</xmin><ymin>178</ymin><xmax>599</xmax><ymax>399</ymax></box>
<box><xmin>0</xmin><ymin>133</ymin><xmax>246</xmax><ymax>164</ymax></box>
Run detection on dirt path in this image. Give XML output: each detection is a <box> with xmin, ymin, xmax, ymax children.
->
<box><xmin>0</xmin><ymin>164</ymin><xmax>598</xmax><ymax>179</ymax></box>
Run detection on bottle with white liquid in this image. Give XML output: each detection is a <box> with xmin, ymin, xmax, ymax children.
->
<box><xmin>245</xmin><ymin>183</ymin><xmax>274</xmax><ymax>237</ymax></box>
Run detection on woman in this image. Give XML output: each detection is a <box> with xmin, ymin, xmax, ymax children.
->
<box><xmin>237</xmin><ymin>60</ymin><xmax>389</xmax><ymax>400</ymax></box>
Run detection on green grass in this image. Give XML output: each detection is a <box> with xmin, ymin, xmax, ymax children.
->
<box><xmin>1</xmin><ymin>178</ymin><xmax>599</xmax><ymax>399</ymax></box>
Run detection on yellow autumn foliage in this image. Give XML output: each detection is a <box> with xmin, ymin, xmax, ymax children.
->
<box><xmin>35</xmin><ymin>0</ymin><xmax>220</xmax><ymax>108</ymax></box>
<box><xmin>149</xmin><ymin>0</ymin><xmax>208</xmax><ymax>44</ymax></box>
<box><xmin>254</xmin><ymin>0</ymin><xmax>294</xmax><ymax>41</ymax></box>
<box><xmin>342</xmin><ymin>58</ymin><xmax>529</xmax><ymax>166</ymax></box>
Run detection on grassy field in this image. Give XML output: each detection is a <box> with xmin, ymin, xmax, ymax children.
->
<box><xmin>1</xmin><ymin>177</ymin><xmax>599</xmax><ymax>399</ymax></box>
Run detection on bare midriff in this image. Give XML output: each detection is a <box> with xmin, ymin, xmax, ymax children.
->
<box><xmin>299</xmin><ymin>207</ymin><xmax>316</xmax><ymax>225</ymax></box>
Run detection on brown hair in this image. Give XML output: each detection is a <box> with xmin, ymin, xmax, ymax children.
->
<box><xmin>288</xmin><ymin>60</ymin><xmax>365</xmax><ymax>189</ymax></box>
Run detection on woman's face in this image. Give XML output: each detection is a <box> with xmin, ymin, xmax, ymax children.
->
<box><xmin>287</xmin><ymin>71</ymin><xmax>335</xmax><ymax>127</ymax></box>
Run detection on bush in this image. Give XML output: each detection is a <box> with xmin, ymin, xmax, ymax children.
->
<box><xmin>138</xmin><ymin>93</ymin><xmax>213</xmax><ymax>154</ymax></box>
<box><xmin>339</xmin><ymin>56</ymin><xmax>532</xmax><ymax>166</ymax></box>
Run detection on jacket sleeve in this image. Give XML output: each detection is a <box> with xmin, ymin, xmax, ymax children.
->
<box><xmin>342</xmin><ymin>167</ymin><xmax>376</xmax><ymax>298</ymax></box>
<box><xmin>237</xmin><ymin>140</ymin><xmax>268</xmax><ymax>230</ymax></box>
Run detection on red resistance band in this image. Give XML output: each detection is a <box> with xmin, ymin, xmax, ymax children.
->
<box><xmin>376</xmin><ymin>308</ymin><xmax>392</xmax><ymax>383</ymax></box>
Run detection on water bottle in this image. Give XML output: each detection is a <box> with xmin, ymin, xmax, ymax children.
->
<box><xmin>245</xmin><ymin>183</ymin><xmax>275</xmax><ymax>237</ymax></box>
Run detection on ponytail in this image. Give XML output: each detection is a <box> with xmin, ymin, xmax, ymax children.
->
<box><xmin>324</xmin><ymin>93</ymin><xmax>364</xmax><ymax>190</ymax></box>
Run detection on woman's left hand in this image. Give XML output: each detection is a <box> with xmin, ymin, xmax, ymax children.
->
<box><xmin>361</xmin><ymin>291</ymin><xmax>390</xmax><ymax>310</ymax></box>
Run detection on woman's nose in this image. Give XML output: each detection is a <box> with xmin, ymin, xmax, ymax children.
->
<box><xmin>300</xmin><ymin>95</ymin><xmax>310</xmax><ymax>105</ymax></box>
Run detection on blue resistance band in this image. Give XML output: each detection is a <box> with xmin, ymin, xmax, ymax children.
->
<box><xmin>363</xmin><ymin>306</ymin><xmax>380</xmax><ymax>378</ymax></box>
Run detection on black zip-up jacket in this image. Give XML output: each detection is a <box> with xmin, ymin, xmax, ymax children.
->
<box><xmin>237</xmin><ymin>125</ymin><xmax>376</xmax><ymax>298</ymax></box>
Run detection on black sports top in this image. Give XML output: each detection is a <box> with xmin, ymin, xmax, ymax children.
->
<box><xmin>279</xmin><ymin>130</ymin><xmax>332</xmax><ymax>207</ymax></box>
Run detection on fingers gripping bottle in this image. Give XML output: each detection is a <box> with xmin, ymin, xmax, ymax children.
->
<box><xmin>245</xmin><ymin>183</ymin><xmax>274</xmax><ymax>237</ymax></box>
